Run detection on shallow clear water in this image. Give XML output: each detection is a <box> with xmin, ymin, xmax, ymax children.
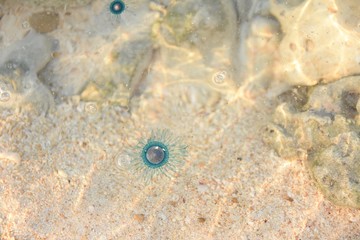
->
<box><xmin>0</xmin><ymin>0</ymin><xmax>360</xmax><ymax>239</ymax></box>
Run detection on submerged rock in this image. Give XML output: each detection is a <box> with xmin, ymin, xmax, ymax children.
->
<box><xmin>0</xmin><ymin>31</ymin><xmax>55</xmax><ymax>114</ymax></box>
<box><xmin>159</xmin><ymin>0</ymin><xmax>234</xmax><ymax>53</ymax></box>
<box><xmin>236</xmin><ymin>13</ymin><xmax>282</xmax><ymax>97</ymax></box>
<box><xmin>264</xmin><ymin>76</ymin><xmax>360</xmax><ymax>208</ymax></box>
<box><xmin>29</xmin><ymin>11</ymin><xmax>60</xmax><ymax>33</ymax></box>
<box><xmin>335</xmin><ymin>0</ymin><xmax>360</xmax><ymax>33</ymax></box>
<box><xmin>271</xmin><ymin>0</ymin><xmax>360</xmax><ymax>86</ymax></box>
<box><xmin>30</xmin><ymin>0</ymin><xmax>241</xmax><ymax>111</ymax></box>
<box><xmin>223</xmin><ymin>0</ymin><xmax>284</xmax><ymax>98</ymax></box>
<box><xmin>308</xmin><ymin>132</ymin><xmax>360</xmax><ymax>209</ymax></box>
<box><xmin>274</xmin><ymin>0</ymin><xmax>305</xmax><ymax>8</ymax></box>
<box><xmin>157</xmin><ymin>0</ymin><xmax>236</xmax><ymax>56</ymax></box>
<box><xmin>9</xmin><ymin>0</ymin><xmax>93</xmax><ymax>8</ymax></box>
<box><xmin>152</xmin><ymin>0</ymin><xmax>238</xmax><ymax>98</ymax></box>
<box><xmin>306</xmin><ymin>77</ymin><xmax>360</xmax><ymax>120</ymax></box>
<box><xmin>80</xmin><ymin>37</ymin><xmax>154</xmax><ymax>108</ymax></box>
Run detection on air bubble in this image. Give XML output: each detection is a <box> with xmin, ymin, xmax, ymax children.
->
<box><xmin>0</xmin><ymin>92</ymin><xmax>10</xmax><ymax>102</ymax></box>
<box><xmin>85</xmin><ymin>102</ymin><xmax>98</xmax><ymax>113</ymax></box>
<box><xmin>115</xmin><ymin>153</ymin><xmax>131</xmax><ymax>170</ymax></box>
<box><xmin>213</xmin><ymin>71</ymin><xmax>227</xmax><ymax>84</ymax></box>
<box><xmin>22</xmin><ymin>21</ymin><xmax>30</xmax><ymax>29</ymax></box>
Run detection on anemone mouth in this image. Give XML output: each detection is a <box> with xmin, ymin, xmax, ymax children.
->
<box><xmin>141</xmin><ymin>141</ymin><xmax>169</xmax><ymax>169</ymax></box>
<box><xmin>109</xmin><ymin>0</ymin><xmax>126</xmax><ymax>15</ymax></box>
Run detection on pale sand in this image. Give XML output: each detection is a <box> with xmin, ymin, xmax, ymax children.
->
<box><xmin>0</xmin><ymin>0</ymin><xmax>360</xmax><ymax>239</ymax></box>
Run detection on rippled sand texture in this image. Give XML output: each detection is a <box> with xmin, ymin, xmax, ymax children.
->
<box><xmin>0</xmin><ymin>0</ymin><xmax>360</xmax><ymax>239</ymax></box>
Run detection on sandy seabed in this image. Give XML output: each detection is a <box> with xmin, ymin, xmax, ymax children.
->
<box><xmin>0</xmin><ymin>0</ymin><xmax>360</xmax><ymax>239</ymax></box>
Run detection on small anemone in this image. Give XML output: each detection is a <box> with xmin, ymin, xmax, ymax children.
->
<box><xmin>127</xmin><ymin>129</ymin><xmax>188</xmax><ymax>183</ymax></box>
<box><xmin>106</xmin><ymin>0</ymin><xmax>135</xmax><ymax>25</ymax></box>
<box><xmin>109</xmin><ymin>0</ymin><xmax>126</xmax><ymax>15</ymax></box>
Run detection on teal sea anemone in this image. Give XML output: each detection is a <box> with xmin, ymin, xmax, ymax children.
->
<box><xmin>128</xmin><ymin>129</ymin><xmax>188</xmax><ymax>182</ymax></box>
<box><xmin>107</xmin><ymin>0</ymin><xmax>134</xmax><ymax>25</ymax></box>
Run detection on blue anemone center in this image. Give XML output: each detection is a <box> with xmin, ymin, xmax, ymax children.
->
<box><xmin>142</xmin><ymin>141</ymin><xmax>169</xmax><ymax>168</ymax></box>
<box><xmin>109</xmin><ymin>0</ymin><xmax>126</xmax><ymax>15</ymax></box>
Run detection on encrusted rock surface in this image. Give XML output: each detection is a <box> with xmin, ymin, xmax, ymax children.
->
<box><xmin>308</xmin><ymin>131</ymin><xmax>360</xmax><ymax>209</ymax></box>
<box><xmin>265</xmin><ymin>76</ymin><xmax>360</xmax><ymax>208</ymax></box>
<box><xmin>29</xmin><ymin>11</ymin><xmax>60</xmax><ymax>33</ymax></box>
<box><xmin>271</xmin><ymin>0</ymin><xmax>360</xmax><ymax>86</ymax></box>
<box><xmin>9</xmin><ymin>0</ymin><xmax>93</xmax><ymax>8</ymax></box>
<box><xmin>335</xmin><ymin>0</ymin><xmax>360</xmax><ymax>33</ymax></box>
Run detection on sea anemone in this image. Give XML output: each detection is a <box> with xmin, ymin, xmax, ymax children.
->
<box><xmin>128</xmin><ymin>129</ymin><xmax>188</xmax><ymax>182</ymax></box>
